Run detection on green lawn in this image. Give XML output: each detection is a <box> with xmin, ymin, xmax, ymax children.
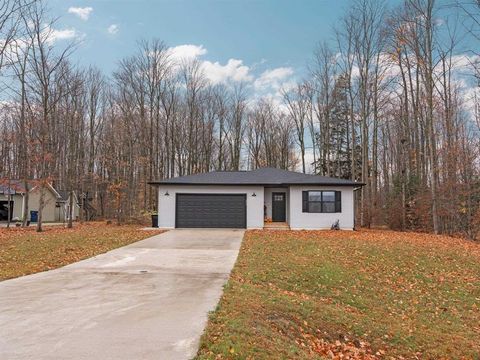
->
<box><xmin>197</xmin><ymin>230</ymin><xmax>480</xmax><ymax>359</ymax></box>
<box><xmin>0</xmin><ymin>223</ymin><xmax>163</xmax><ymax>281</ymax></box>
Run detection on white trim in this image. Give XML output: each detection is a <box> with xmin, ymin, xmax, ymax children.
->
<box><xmin>30</xmin><ymin>183</ymin><xmax>62</xmax><ymax>199</ymax></box>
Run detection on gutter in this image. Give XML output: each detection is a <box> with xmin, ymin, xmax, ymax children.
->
<box><xmin>148</xmin><ymin>182</ymin><xmax>365</xmax><ymax>187</ymax></box>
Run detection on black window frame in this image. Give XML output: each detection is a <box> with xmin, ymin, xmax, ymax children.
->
<box><xmin>302</xmin><ymin>190</ymin><xmax>341</xmax><ymax>213</ymax></box>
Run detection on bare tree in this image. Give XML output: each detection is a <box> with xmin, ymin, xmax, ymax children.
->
<box><xmin>282</xmin><ymin>82</ymin><xmax>310</xmax><ymax>173</ymax></box>
<box><xmin>23</xmin><ymin>0</ymin><xmax>74</xmax><ymax>231</ymax></box>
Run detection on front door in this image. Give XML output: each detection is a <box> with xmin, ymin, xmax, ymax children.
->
<box><xmin>272</xmin><ymin>192</ymin><xmax>286</xmax><ymax>222</ymax></box>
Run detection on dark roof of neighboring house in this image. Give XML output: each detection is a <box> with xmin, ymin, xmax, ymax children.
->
<box><xmin>149</xmin><ymin>167</ymin><xmax>364</xmax><ymax>186</ymax></box>
<box><xmin>56</xmin><ymin>190</ymin><xmax>79</xmax><ymax>203</ymax></box>
<box><xmin>0</xmin><ymin>179</ymin><xmax>63</xmax><ymax>198</ymax></box>
<box><xmin>57</xmin><ymin>190</ymin><xmax>70</xmax><ymax>202</ymax></box>
<box><xmin>0</xmin><ymin>179</ymin><xmax>30</xmax><ymax>194</ymax></box>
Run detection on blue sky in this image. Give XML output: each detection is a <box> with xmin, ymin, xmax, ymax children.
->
<box><xmin>49</xmin><ymin>0</ymin><xmax>352</xmax><ymax>77</ymax></box>
<box><xmin>35</xmin><ymin>0</ymin><xmax>480</xmax><ymax>168</ymax></box>
<box><xmin>47</xmin><ymin>0</ymin><xmax>477</xmax><ymax>112</ymax></box>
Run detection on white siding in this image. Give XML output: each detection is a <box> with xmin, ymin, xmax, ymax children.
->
<box><xmin>157</xmin><ymin>185</ymin><xmax>264</xmax><ymax>229</ymax></box>
<box><xmin>0</xmin><ymin>194</ymin><xmax>23</xmax><ymax>220</ymax></box>
<box><xmin>59</xmin><ymin>196</ymin><xmax>81</xmax><ymax>222</ymax></box>
<box><xmin>288</xmin><ymin>186</ymin><xmax>355</xmax><ymax>230</ymax></box>
<box><xmin>28</xmin><ymin>187</ymin><xmax>58</xmax><ymax>222</ymax></box>
<box><xmin>1</xmin><ymin>190</ymin><xmax>58</xmax><ymax>222</ymax></box>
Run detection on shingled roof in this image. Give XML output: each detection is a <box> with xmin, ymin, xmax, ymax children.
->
<box><xmin>149</xmin><ymin>167</ymin><xmax>363</xmax><ymax>186</ymax></box>
<box><xmin>0</xmin><ymin>179</ymin><xmax>30</xmax><ymax>194</ymax></box>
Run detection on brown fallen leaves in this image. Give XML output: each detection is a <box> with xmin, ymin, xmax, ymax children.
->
<box><xmin>258</xmin><ymin>228</ymin><xmax>480</xmax><ymax>257</ymax></box>
<box><xmin>0</xmin><ymin>222</ymin><xmax>163</xmax><ymax>281</ymax></box>
<box><xmin>264</xmin><ymin>281</ymin><xmax>378</xmax><ymax>359</ymax></box>
<box><xmin>300</xmin><ymin>334</ymin><xmax>377</xmax><ymax>360</ymax></box>
<box><xmin>196</xmin><ymin>229</ymin><xmax>480</xmax><ymax>360</ymax></box>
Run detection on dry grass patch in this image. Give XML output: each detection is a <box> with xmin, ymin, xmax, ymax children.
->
<box><xmin>0</xmin><ymin>222</ymin><xmax>163</xmax><ymax>281</ymax></box>
<box><xmin>197</xmin><ymin>230</ymin><xmax>480</xmax><ymax>359</ymax></box>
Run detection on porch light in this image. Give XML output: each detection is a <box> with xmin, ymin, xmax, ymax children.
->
<box><xmin>252</xmin><ymin>192</ymin><xmax>256</xmax><ymax>197</ymax></box>
<box><xmin>164</xmin><ymin>191</ymin><xmax>170</xmax><ymax>196</ymax></box>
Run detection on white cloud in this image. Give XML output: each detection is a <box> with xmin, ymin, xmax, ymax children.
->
<box><xmin>68</xmin><ymin>7</ymin><xmax>93</xmax><ymax>21</ymax></box>
<box><xmin>434</xmin><ymin>17</ymin><xmax>445</xmax><ymax>27</ymax></box>
<box><xmin>0</xmin><ymin>26</ymin><xmax>79</xmax><ymax>60</ymax></box>
<box><xmin>165</xmin><ymin>44</ymin><xmax>296</xmax><ymax>90</ymax></box>
<box><xmin>254</xmin><ymin>67</ymin><xmax>294</xmax><ymax>90</ymax></box>
<box><xmin>166</xmin><ymin>44</ymin><xmax>252</xmax><ymax>85</ymax></box>
<box><xmin>462</xmin><ymin>84</ymin><xmax>478</xmax><ymax>112</ymax></box>
<box><xmin>451</xmin><ymin>54</ymin><xmax>480</xmax><ymax>72</ymax></box>
<box><xmin>167</xmin><ymin>44</ymin><xmax>207</xmax><ymax>62</ymax></box>
<box><xmin>257</xmin><ymin>67</ymin><xmax>294</xmax><ymax>83</ymax></box>
<box><xmin>250</xmin><ymin>67</ymin><xmax>299</xmax><ymax>114</ymax></box>
<box><xmin>107</xmin><ymin>24</ymin><xmax>119</xmax><ymax>35</ymax></box>
<box><xmin>449</xmin><ymin>55</ymin><xmax>480</xmax><ymax>119</ymax></box>
<box><xmin>201</xmin><ymin>59</ymin><xmax>253</xmax><ymax>85</ymax></box>
<box><xmin>48</xmin><ymin>28</ymin><xmax>78</xmax><ymax>43</ymax></box>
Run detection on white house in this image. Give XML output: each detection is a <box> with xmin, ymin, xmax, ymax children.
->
<box><xmin>149</xmin><ymin>168</ymin><xmax>363</xmax><ymax>230</ymax></box>
<box><xmin>0</xmin><ymin>180</ymin><xmax>80</xmax><ymax>223</ymax></box>
<box><xmin>56</xmin><ymin>190</ymin><xmax>81</xmax><ymax>222</ymax></box>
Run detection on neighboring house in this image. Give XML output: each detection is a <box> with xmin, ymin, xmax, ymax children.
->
<box><xmin>0</xmin><ymin>180</ymin><xmax>80</xmax><ymax>223</ymax></box>
<box><xmin>149</xmin><ymin>167</ymin><xmax>363</xmax><ymax>230</ymax></box>
<box><xmin>0</xmin><ymin>180</ymin><xmax>23</xmax><ymax>221</ymax></box>
<box><xmin>56</xmin><ymin>190</ymin><xmax>81</xmax><ymax>222</ymax></box>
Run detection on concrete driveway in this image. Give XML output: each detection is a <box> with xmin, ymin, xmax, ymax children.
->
<box><xmin>0</xmin><ymin>229</ymin><xmax>244</xmax><ymax>360</ymax></box>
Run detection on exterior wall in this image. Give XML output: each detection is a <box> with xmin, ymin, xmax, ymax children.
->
<box><xmin>28</xmin><ymin>187</ymin><xmax>58</xmax><ymax>222</ymax></box>
<box><xmin>58</xmin><ymin>197</ymin><xmax>81</xmax><ymax>222</ymax></box>
<box><xmin>0</xmin><ymin>194</ymin><xmax>23</xmax><ymax>220</ymax></box>
<box><xmin>73</xmin><ymin>200</ymin><xmax>80</xmax><ymax>218</ymax></box>
<box><xmin>0</xmin><ymin>187</ymin><xmax>79</xmax><ymax>223</ymax></box>
<box><xmin>264</xmin><ymin>187</ymin><xmax>289</xmax><ymax>223</ymax></box>
<box><xmin>57</xmin><ymin>204</ymin><xmax>66</xmax><ymax>222</ymax></box>
<box><xmin>68</xmin><ymin>200</ymin><xmax>81</xmax><ymax>221</ymax></box>
<box><xmin>157</xmin><ymin>185</ymin><xmax>264</xmax><ymax>229</ymax></box>
<box><xmin>288</xmin><ymin>186</ymin><xmax>355</xmax><ymax>230</ymax></box>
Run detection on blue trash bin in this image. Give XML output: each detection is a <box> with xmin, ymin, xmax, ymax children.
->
<box><xmin>30</xmin><ymin>210</ymin><xmax>38</xmax><ymax>223</ymax></box>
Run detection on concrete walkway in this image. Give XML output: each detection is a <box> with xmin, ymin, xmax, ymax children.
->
<box><xmin>0</xmin><ymin>229</ymin><xmax>244</xmax><ymax>360</ymax></box>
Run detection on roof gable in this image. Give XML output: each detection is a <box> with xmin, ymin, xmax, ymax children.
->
<box><xmin>56</xmin><ymin>190</ymin><xmax>80</xmax><ymax>203</ymax></box>
<box><xmin>0</xmin><ymin>179</ymin><xmax>65</xmax><ymax>198</ymax></box>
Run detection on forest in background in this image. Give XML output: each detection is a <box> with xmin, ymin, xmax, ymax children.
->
<box><xmin>0</xmin><ymin>0</ymin><xmax>479</xmax><ymax>237</ymax></box>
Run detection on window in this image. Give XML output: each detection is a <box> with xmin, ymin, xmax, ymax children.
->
<box><xmin>274</xmin><ymin>194</ymin><xmax>284</xmax><ymax>201</ymax></box>
<box><xmin>302</xmin><ymin>191</ymin><xmax>341</xmax><ymax>213</ymax></box>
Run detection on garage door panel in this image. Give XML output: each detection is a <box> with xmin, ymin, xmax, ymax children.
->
<box><xmin>176</xmin><ymin>194</ymin><xmax>246</xmax><ymax>228</ymax></box>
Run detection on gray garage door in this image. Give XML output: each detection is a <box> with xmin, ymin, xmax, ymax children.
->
<box><xmin>176</xmin><ymin>194</ymin><xmax>246</xmax><ymax>228</ymax></box>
